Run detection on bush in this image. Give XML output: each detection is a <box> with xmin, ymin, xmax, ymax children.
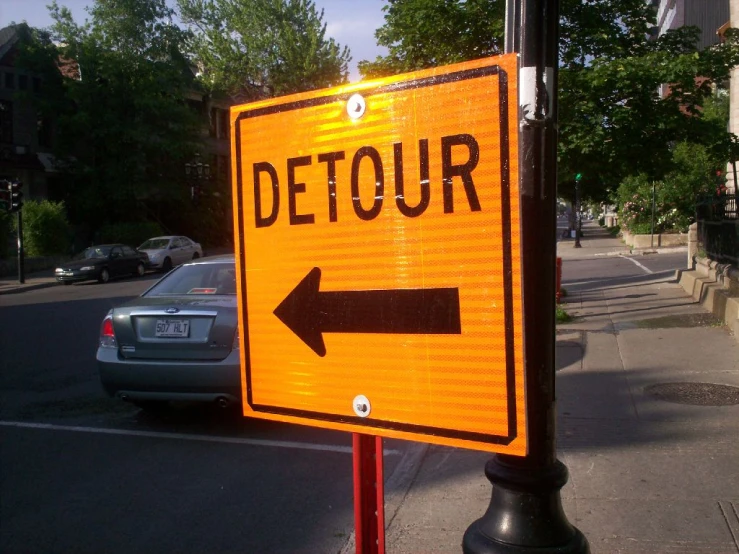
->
<box><xmin>616</xmin><ymin>142</ymin><xmax>719</xmax><ymax>234</ymax></box>
<box><xmin>626</xmin><ymin>222</ymin><xmax>653</xmax><ymax>235</ymax></box>
<box><xmin>598</xmin><ymin>216</ymin><xmax>605</xmax><ymax>227</ymax></box>
<box><xmin>97</xmin><ymin>221</ymin><xmax>164</xmax><ymax>248</ymax></box>
<box><xmin>13</xmin><ymin>200</ymin><xmax>71</xmax><ymax>257</ymax></box>
<box><xmin>556</xmin><ymin>304</ymin><xmax>572</xmax><ymax>323</ymax></box>
<box><xmin>616</xmin><ymin>174</ymin><xmax>655</xmax><ymax>232</ymax></box>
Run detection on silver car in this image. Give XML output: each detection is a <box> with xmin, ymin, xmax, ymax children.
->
<box><xmin>138</xmin><ymin>235</ymin><xmax>203</xmax><ymax>272</ymax></box>
<box><xmin>97</xmin><ymin>255</ymin><xmax>240</xmax><ymax>411</ymax></box>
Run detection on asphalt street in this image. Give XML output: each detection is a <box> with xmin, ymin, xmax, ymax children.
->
<box><xmin>1</xmin><ymin>238</ymin><xmax>727</xmax><ymax>553</ymax></box>
<box><xmin>0</xmin><ymin>273</ymin><xmax>412</xmax><ymax>554</ymax></box>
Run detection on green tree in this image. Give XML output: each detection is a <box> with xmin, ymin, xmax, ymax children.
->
<box><xmin>17</xmin><ymin>0</ymin><xmax>201</xmax><ymax>237</ymax></box>
<box><xmin>358</xmin><ymin>0</ymin><xmax>505</xmax><ymax>79</ymax></box>
<box><xmin>15</xmin><ymin>200</ymin><xmax>72</xmax><ymax>257</ymax></box>
<box><xmin>177</xmin><ymin>0</ymin><xmax>351</xmax><ymax>98</ymax></box>
<box><xmin>359</xmin><ymin>0</ymin><xmax>739</xmax><ymax>208</ymax></box>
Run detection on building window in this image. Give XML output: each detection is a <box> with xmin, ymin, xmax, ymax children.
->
<box><xmin>5</xmin><ymin>73</ymin><xmax>15</xmax><ymax>89</ymax></box>
<box><xmin>18</xmin><ymin>75</ymin><xmax>28</xmax><ymax>90</ymax></box>
<box><xmin>0</xmin><ymin>100</ymin><xmax>12</xmax><ymax>143</ymax></box>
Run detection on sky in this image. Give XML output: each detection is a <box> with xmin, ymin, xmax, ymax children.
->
<box><xmin>0</xmin><ymin>0</ymin><xmax>389</xmax><ymax>82</ymax></box>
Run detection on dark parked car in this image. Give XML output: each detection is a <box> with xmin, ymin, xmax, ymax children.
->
<box><xmin>55</xmin><ymin>244</ymin><xmax>149</xmax><ymax>285</ymax></box>
<box><xmin>96</xmin><ymin>255</ymin><xmax>240</xmax><ymax>411</ymax></box>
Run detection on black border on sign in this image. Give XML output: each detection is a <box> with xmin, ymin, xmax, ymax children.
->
<box><xmin>234</xmin><ymin>64</ymin><xmax>517</xmax><ymax>447</ymax></box>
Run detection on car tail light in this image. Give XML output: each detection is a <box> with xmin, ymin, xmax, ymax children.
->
<box><xmin>100</xmin><ymin>314</ymin><xmax>117</xmax><ymax>348</ymax></box>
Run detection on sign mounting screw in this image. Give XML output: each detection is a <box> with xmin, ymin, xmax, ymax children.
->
<box><xmin>347</xmin><ymin>94</ymin><xmax>366</xmax><ymax>120</ymax></box>
<box><xmin>353</xmin><ymin>394</ymin><xmax>371</xmax><ymax>417</ymax></box>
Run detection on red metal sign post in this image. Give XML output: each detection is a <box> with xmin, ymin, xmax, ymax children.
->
<box><xmin>352</xmin><ymin>433</ymin><xmax>385</xmax><ymax>554</ymax></box>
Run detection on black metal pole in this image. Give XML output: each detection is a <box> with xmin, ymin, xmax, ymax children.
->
<box><xmin>463</xmin><ymin>0</ymin><xmax>588</xmax><ymax>552</ymax></box>
<box><xmin>17</xmin><ymin>209</ymin><xmax>25</xmax><ymax>284</ymax></box>
<box><xmin>650</xmin><ymin>182</ymin><xmax>656</xmax><ymax>249</ymax></box>
<box><xmin>573</xmin><ymin>180</ymin><xmax>581</xmax><ymax>248</ymax></box>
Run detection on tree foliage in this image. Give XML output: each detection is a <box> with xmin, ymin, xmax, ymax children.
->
<box><xmin>359</xmin><ymin>0</ymin><xmax>739</xmax><ymax>210</ymax></box>
<box><xmin>177</xmin><ymin>0</ymin><xmax>351</xmax><ymax>98</ymax></box>
<box><xmin>15</xmin><ymin>200</ymin><xmax>72</xmax><ymax>256</ymax></box>
<box><xmin>17</xmin><ymin>0</ymin><xmax>202</xmax><ymax>237</ymax></box>
<box><xmin>358</xmin><ymin>0</ymin><xmax>505</xmax><ymax>79</ymax></box>
<box><xmin>617</xmin><ymin>142</ymin><xmax>720</xmax><ymax>234</ymax></box>
<box><xmin>558</xmin><ymin>22</ymin><xmax>739</xmax><ymax>204</ymax></box>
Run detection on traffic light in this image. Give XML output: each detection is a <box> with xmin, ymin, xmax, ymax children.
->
<box><xmin>8</xmin><ymin>180</ymin><xmax>23</xmax><ymax>212</ymax></box>
<box><xmin>575</xmin><ymin>173</ymin><xmax>583</xmax><ymax>182</ymax></box>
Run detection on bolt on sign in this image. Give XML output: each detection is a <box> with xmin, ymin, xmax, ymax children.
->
<box><xmin>231</xmin><ymin>54</ymin><xmax>526</xmax><ymax>455</ymax></box>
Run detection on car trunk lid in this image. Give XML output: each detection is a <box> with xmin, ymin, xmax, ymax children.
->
<box><xmin>111</xmin><ymin>299</ymin><xmax>237</xmax><ymax>361</ymax></box>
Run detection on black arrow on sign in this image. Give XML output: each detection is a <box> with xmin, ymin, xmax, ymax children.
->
<box><xmin>273</xmin><ymin>267</ymin><xmax>462</xmax><ymax>357</ymax></box>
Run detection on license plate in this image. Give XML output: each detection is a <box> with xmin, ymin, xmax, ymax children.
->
<box><xmin>155</xmin><ymin>319</ymin><xmax>190</xmax><ymax>337</ymax></box>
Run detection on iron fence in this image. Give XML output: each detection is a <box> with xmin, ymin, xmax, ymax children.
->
<box><xmin>696</xmin><ymin>194</ymin><xmax>738</xmax><ymax>265</ymax></box>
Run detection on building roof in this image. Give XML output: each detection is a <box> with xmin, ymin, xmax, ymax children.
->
<box><xmin>0</xmin><ymin>24</ymin><xmax>22</xmax><ymax>65</ymax></box>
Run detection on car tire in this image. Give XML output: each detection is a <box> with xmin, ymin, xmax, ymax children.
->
<box><xmin>135</xmin><ymin>262</ymin><xmax>145</xmax><ymax>277</ymax></box>
<box><xmin>162</xmin><ymin>257</ymin><xmax>172</xmax><ymax>272</ymax></box>
<box><xmin>63</xmin><ymin>281</ymin><xmax>72</xmax><ymax>286</ymax></box>
<box><xmin>192</xmin><ymin>252</ymin><xmax>200</xmax><ymax>260</ymax></box>
<box><xmin>98</xmin><ymin>268</ymin><xmax>110</xmax><ymax>284</ymax></box>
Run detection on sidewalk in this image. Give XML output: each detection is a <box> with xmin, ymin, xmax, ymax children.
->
<box><xmin>376</xmin><ymin>223</ymin><xmax>739</xmax><ymax>553</ymax></box>
<box><xmin>0</xmin><ymin>268</ymin><xmax>58</xmax><ymax>295</ymax></box>
<box><xmin>0</xmin><ymin>247</ymin><xmax>235</xmax><ymax>295</ymax></box>
<box><xmin>557</xmin><ymin>221</ymin><xmax>686</xmax><ymax>261</ymax></box>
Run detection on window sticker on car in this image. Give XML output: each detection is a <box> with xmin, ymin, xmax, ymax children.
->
<box><xmin>188</xmin><ymin>287</ymin><xmax>217</xmax><ymax>294</ymax></box>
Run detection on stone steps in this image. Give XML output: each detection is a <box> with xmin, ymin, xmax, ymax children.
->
<box><xmin>677</xmin><ymin>257</ymin><xmax>739</xmax><ymax>342</ymax></box>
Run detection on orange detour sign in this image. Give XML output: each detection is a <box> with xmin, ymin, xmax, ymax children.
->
<box><xmin>231</xmin><ymin>54</ymin><xmax>526</xmax><ymax>455</ymax></box>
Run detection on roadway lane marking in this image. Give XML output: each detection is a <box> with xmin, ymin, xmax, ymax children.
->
<box><xmin>619</xmin><ymin>254</ymin><xmax>654</xmax><ymax>274</ymax></box>
<box><xmin>0</xmin><ymin>421</ymin><xmax>401</xmax><ymax>456</ymax></box>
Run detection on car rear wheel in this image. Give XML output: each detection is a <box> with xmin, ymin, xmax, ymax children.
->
<box><xmin>192</xmin><ymin>252</ymin><xmax>200</xmax><ymax>260</ymax></box>
<box><xmin>162</xmin><ymin>257</ymin><xmax>172</xmax><ymax>272</ymax></box>
<box><xmin>98</xmin><ymin>268</ymin><xmax>110</xmax><ymax>284</ymax></box>
<box><xmin>135</xmin><ymin>262</ymin><xmax>145</xmax><ymax>277</ymax></box>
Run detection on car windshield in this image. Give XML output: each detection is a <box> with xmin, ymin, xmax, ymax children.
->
<box><xmin>74</xmin><ymin>246</ymin><xmax>111</xmax><ymax>260</ymax></box>
<box><xmin>139</xmin><ymin>238</ymin><xmax>170</xmax><ymax>250</ymax></box>
<box><xmin>145</xmin><ymin>262</ymin><xmax>236</xmax><ymax>296</ymax></box>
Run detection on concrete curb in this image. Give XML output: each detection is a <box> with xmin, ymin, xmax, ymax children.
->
<box><xmin>0</xmin><ymin>280</ymin><xmax>59</xmax><ymax>295</ymax></box>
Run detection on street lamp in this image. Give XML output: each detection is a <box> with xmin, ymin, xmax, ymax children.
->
<box><xmin>185</xmin><ymin>152</ymin><xmax>210</xmax><ymax>202</ymax></box>
<box><xmin>650</xmin><ymin>181</ymin><xmax>656</xmax><ymax>249</ymax></box>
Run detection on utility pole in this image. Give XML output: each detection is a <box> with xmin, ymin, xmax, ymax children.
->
<box><xmin>650</xmin><ymin>181</ymin><xmax>656</xmax><ymax>249</ymax></box>
<box><xmin>463</xmin><ymin>0</ymin><xmax>589</xmax><ymax>552</ymax></box>
<box><xmin>17</xmin><ymin>209</ymin><xmax>24</xmax><ymax>284</ymax></box>
<box><xmin>574</xmin><ymin>173</ymin><xmax>582</xmax><ymax>248</ymax></box>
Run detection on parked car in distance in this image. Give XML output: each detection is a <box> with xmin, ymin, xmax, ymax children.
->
<box><xmin>55</xmin><ymin>244</ymin><xmax>149</xmax><ymax>285</ymax></box>
<box><xmin>96</xmin><ymin>255</ymin><xmax>241</xmax><ymax>411</ymax></box>
<box><xmin>138</xmin><ymin>235</ymin><xmax>203</xmax><ymax>272</ymax></box>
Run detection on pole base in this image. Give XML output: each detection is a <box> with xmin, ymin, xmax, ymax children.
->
<box><xmin>462</xmin><ymin>456</ymin><xmax>589</xmax><ymax>554</ymax></box>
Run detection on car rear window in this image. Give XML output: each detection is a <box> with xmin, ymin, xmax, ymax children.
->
<box><xmin>139</xmin><ymin>238</ymin><xmax>170</xmax><ymax>249</ymax></box>
<box><xmin>144</xmin><ymin>263</ymin><xmax>236</xmax><ymax>296</ymax></box>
